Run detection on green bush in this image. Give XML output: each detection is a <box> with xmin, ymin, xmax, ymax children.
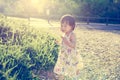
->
<box><xmin>0</xmin><ymin>14</ymin><xmax>59</xmax><ymax>80</ymax></box>
<box><xmin>0</xmin><ymin>55</ymin><xmax>33</xmax><ymax>80</ymax></box>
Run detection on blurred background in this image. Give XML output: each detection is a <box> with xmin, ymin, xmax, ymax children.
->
<box><xmin>0</xmin><ymin>0</ymin><xmax>120</xmax><ymax>80</ymax></box>
<box><xmin>0</xmin><ymin>0</ymin><xmax>120</xmax><ymax>24</ymax></box>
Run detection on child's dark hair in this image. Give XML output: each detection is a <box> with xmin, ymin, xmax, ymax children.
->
<box><xmin>60</xmin><ymin>14</ymin><xmax>75</xmax><ymax>30</ymax></box>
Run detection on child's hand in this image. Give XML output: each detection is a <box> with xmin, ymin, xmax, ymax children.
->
<box><xmin>61</xmin><ymin>36</ymin><xmax>69</xmax><ymax>45</ymax></box>
<box><xmin>55</xmin><ymin>39</ymin><xmax>60</xmax><ymax>45</ymax></box>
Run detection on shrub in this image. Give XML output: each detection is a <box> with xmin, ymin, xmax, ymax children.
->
<box><xmin>0</xmin><ymin>14</ymin><xmax>59</xmax><ymax>80</ymax></box>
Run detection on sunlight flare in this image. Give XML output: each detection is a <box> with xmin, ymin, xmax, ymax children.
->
<box><xmin>30</xmin><ymin>0</ymin><xmax>51</xmax><ymax>13</ymax></box>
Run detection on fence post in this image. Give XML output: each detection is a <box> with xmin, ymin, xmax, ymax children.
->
<box><xmin>46</xmin><ymin>9</ymin><xmax>50</xmax><ymax>24</ymax></box>
<box><xmin>87</xmin><ymin>17</ymin><xmax>89</xmax><ymax>25</ymax></box>
<box><xmin>106</xmin><ymin>18</ymin><xmax>108</xmax><ymax>26</ymax></box>
<box><xmin>5</xmin><ymin>15</ymin><xmax>7</xmax><ymax>19</ymax></box>
<box><xmin>4</xmin><ymin>15</ymin><xmax>7</xmax><ymax>23</ymax></box>
<box><xmin>28</xmin><ymin>17</ymin><xmax>30</xmax><ymax>26</ymax></box>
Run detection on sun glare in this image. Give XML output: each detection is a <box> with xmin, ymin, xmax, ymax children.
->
<box><xmin>31</xmin><ymin>0</ymin><xmax>39</xmax><ymax>4</ymax></box>
<box><xmin>30</xmin><ymin>0</ymin><xmax>50</xmax><ymax>13</ymax></box>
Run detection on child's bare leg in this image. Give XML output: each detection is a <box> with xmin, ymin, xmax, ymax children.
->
<box><xmin>76</xmin><ymin>69</ymin><xmax>80</xmax><ymax>75</ymax></box>
<box><xmin>58</xmin><ymin>75</ymin><xmax>64</xmax><ymax>80</ymax></box>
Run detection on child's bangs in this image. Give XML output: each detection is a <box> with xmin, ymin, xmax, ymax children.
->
<box><xmin>61</xmin><ymin>20</ymin><xmax>69</xmax><ymax>25</ymax></box>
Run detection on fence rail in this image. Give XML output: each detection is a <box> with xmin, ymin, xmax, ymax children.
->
<box><xmin>1</xmin><ymin>13</ymin><xmax>120</xmax><ymax>26</ymax></box>
<box><xmin>74</xmin><ymin>16</ymin><xmax>120</xmax><ymax>26</ymax></box>
<box><xmin>42</xmin><ymin>15</ymin><xmax>120</xmax><ymax>26</ymax></box>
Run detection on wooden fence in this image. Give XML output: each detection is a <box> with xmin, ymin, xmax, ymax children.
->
<box><xmin>2</xmin><ymin>14</ymin><xmax>120</xmax><ymax>26</ymax></box>
<box><xmin>73</xmin><ymin>16</ymin><xmax>120</xmax><ymax>26</ymax></box>
<box><xmin>44</xmin><ymin>15</ymin><xmax>120</xmax><ymax>26</ymax></box>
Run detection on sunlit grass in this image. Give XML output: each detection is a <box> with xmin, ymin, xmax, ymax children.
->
<box><xmin>48</xmin><ymin>23</ymin><xmax>120</xmax><ymax>79</ymax></box>
<box><xmin>74</xmin><ymin>27</ymin><xmax>120</xmax><ymax>80</ymax></box>
<box><xmin>0</xmin><ymin>15</ymin><xmax>120</xmax><ymax>79</ymax></box>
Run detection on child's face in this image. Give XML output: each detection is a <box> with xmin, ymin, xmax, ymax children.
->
<box><xmin>61</xmin><ymin>22</ymin><xmax>72</xmax><ymax>33</ymax></box>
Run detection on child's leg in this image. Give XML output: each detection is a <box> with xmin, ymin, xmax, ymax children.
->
<box><xmin>76</xmin><ymin>69</ymin><xmax>80</xmax><ymax>75</ymax></box>
<box><xmin>56</xmin><ymin>74</ymin><xmax>64</xmax><ymax>80</ymax></box>
<box><xmin>58</xmin><ymin>75</ymin><xmax>64</xmax><ymax>80</ymax></box>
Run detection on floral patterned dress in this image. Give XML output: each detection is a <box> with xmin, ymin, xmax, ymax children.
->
<box><xmin>54</xmin><ymin>32</ymin><xmax>83</xmax><ymax>78</ymax></box>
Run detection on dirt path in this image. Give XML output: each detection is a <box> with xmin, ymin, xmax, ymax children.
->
<box><xmin>32</xmin><ymin>70</ymin><xmax>57</xmax><ymax>80</ymax></box>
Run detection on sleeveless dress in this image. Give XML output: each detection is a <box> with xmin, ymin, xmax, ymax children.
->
<box><xmin>54</xmin><ymin>32</ymin><xmax>83</xmax><ymax>78</ymax></box>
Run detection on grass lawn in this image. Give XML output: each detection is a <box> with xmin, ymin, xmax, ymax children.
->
<box><xmin>1</xmin><ymin>16</ymin><xmax>120</xmax><ymax>80</ymax></box>
<box><xmin>29</xmin><ymin>18</ymin><xmax>120</xmax><ymax>80</ymax></box>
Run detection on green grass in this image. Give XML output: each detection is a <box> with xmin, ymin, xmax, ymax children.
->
<box><xmin>74</xmin><ymin>28</ymin><xmax>120</xmax><ymax>80</ymax></box>
<box><xmin>0</xmin><ymin>14</ymin><xmax>59</xmax><ymax>80</ymax></box>
<box><xmin>48</xmin><ymin>26</ymin><xmax>120</xmax><ymax>80</ymax></box>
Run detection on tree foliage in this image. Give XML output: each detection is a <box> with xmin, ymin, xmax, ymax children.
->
<box><xmin>0</xmin><ymin>0</ymin><xmax>120</xmax><ymax>18</ymax></box>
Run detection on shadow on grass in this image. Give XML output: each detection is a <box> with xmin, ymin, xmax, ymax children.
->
<box><xmin>76</xmin><ymin>23</ymin><xmax>120</xmax><ymax>35</ymax></box>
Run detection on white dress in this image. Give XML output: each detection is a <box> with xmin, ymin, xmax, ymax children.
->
<box><xmin>54</xmin><ymin>32</ymin><xmax>83</xmax><ymax>78</ymax></box>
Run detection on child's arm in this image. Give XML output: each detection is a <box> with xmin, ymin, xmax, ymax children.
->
<box><xmin>55</xmin><ymin>39</ymin><xmax>61</xmax><ymax>45</ymax></box>
<box><xmin>54</xmin><ymin>35</ymin><xmax>62</xmax><ymax>45</ymax></box>
<box><xmin>62</xmin><ymin>33</ymin><xmax>76</xmax><ymax>49</ymax></box>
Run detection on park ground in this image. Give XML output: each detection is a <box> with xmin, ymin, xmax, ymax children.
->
<box><xmin>25</xmin><ymin>18</ymin><xmax>120</xmax><ymax>80</ymax></box>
